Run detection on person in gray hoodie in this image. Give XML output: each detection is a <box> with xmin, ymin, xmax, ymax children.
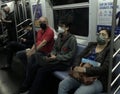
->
<box><xmin>19</xmin><ymin>21</ymin><xmax>77</xmax><ymax>94</ymax></box>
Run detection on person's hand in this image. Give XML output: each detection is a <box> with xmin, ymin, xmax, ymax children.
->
<box><xmin>49</xmin><ymin>54</ymin><xmax>56</xmax><ymax>60</ymax></box>
<box><xmin>26</xmin><ymin>49</ymin><xmax>35</xmax><ymax>58</ymax></box>
<box><xmin>20</xmin><ymin>38</ymin><xmax>27</xmax><ymax>42</ymax></box>
<box><xmin>74</xmin><ymin>66</ymin><xmax>85</xmax><ymax>73</ymax></box>
<box><xmin>69</xmin><ymin>70</ymin><xmax>81</xmax><ymax>80</ymax></box>
<box><xmin>46</xmin><ymin>54</ymin><xmax>56</xmax><ymax>62</ymax></box>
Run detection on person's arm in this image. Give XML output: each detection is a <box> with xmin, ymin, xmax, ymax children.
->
<box><xmin>36</xmin><ymin>39</ymin><xmax>47</xmax><ymax>51</ymax></box>
<box><xmin>22</xmin><ymin>31</ymin><xmax>35</xmax><ymax>46</ymax></box>
<box><xmin>2</xmin><ymin>19</ymin><xmax>12</xmax><ymax>23</ymax></box>
<box><xmin>26</xmin><ymin>45</ymin><xmax>35</xmax><ymax>57</ymax></box>
<box><xmin>28</xmin><ymin>29</ymin><xmax>54</xmax><ymax>56</ymax></box>
<box><xmin>27</xmin><ymin>39</ymin><xmax>47</xmax><ymax>57</ymax></box>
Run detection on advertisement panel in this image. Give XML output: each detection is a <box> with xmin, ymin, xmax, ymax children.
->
<box><xmin>97</xmin><ymin>0</ymin><xmax>120</xmax><ymax>35</ymax></box>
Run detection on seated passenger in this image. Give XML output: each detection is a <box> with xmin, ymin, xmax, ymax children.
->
<box><xmin>0</xmin><ymin>19</ymin><xmax>34</xmax><ymax>69</ymax></box>
<box><xmin>19</xmin><ymin>21</ymin><xmax>77</xmax><ymax>94</ymax></box>
<box><xmin>58</xmin><ymin>29</ymin><xmax>111</xmax><ymax>94</ymax></box>
<box><xmin>16</xmin><ymin>16</ymin><xmax>54</xmax><ymax>67</ymax></box>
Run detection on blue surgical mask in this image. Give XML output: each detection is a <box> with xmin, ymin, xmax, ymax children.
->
<box><xmin>57</xmin><ymin>27</ymin><xmax>64</xmax><ymax>33</ymax></box>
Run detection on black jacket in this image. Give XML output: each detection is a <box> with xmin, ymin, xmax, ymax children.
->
<box><xmin>21</xmin><ymin>29</ymin><xmax>35</xmax><ymax>48</ymax></box>
<box><xmin>73</xmin><ymin>42</ymin><xmax>111</xmax><ymax>92</ymax></box>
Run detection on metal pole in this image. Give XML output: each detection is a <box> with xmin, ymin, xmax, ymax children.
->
<box><xmin>23</xmin><ymin>0</ymin><xmax>27</xmax><ymax>19</ymax></box>
<box><xmin>29</xmin><ymin>0</ymin><xmax>41</xmax><ymax>51</ymax></box>
<box><xmin>14</xmin><ymin>1</ymin><xmax>19</xmax><ymax>42</ymax></box>
<box><xmin>108</xmin><ymin>0</ymin><xmax>117</xmax><ymax>93</ymax></box>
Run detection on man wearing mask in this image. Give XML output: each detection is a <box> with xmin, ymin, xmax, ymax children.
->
<box><xmin>26</xmin><ymin>16</ymin><xmax>54</xmax><ymax>57</ymax></box>
<box><xmin>19</xmin><ymin>20</ymin><xmax>77</xmax><ymax>94</ymax></box>
<box><xmin>16</xmin><ymin>16</ymin><xmax>54</xmax><ymax>68</ymax></box>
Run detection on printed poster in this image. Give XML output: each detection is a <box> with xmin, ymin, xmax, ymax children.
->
<box><xmin>97</xmin><ymin>0</ymin><xmax>120</xmax><ymax>35</ymax></box>
<box><xmin>32</xmin><ymin>4</ymin><xmax>42</xmax><ymax>27</ymax></box>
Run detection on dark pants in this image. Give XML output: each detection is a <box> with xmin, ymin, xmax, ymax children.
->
<box><xmin>22</xmin><ymin>53</ymin><xmax>69</xmax><ymax>94</ymax></box>
<box><xmin>7</xmin><ymin>28</ymin><xmax>17</xmax><ymax>41</ymax></box>
<box><xmin>16</xmin><ymin>50</ymin><xmax>28</xmax><ymax>69</ymax></box>
<box><xmin>6</xmin><ymin>41</ymin><xmax>27</xmax><ymax>66</ymax></box>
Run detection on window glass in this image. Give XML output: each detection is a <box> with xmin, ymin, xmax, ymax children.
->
<box><xmin>51</xmin><ymin>0</ymin><xmax>89</xmax><ymax>6</ymax></box>
<box><xmin>54</xmin><ymin>8</ymin><xmax>89</xmax><ymax>37</ymax></box>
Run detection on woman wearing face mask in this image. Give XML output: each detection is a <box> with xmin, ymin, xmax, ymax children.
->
<box><xmin>58</xmin><ymin>29</ymin><xmax>112</xmax><ymax>94</ymax></box>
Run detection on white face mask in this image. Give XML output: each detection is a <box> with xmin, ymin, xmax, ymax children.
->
<box><xmin>58</xmin><ymin>27</ymin><xmax>65</xmax><ymax>33</ymax></box>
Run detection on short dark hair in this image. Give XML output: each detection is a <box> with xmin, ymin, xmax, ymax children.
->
<box><xmin>99</xmin><ymin>28</ymin><xmax>111</xmax><ymax>38</ymax></box>
<box><xmin>58</xmin><ymin>20</ymin><xmax>72</xmax><ymax>28</ymax></box>
<box><xmin>22</xmin><ymin>19</ymin><xmax>32</xmax><ymax>28</ymax></box>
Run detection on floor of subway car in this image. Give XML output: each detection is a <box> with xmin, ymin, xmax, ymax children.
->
<box><xmin>0</xmin><ymin>48</ymin><xmax>59</xmax><ymax>94</ymax></box>
<box><xmin>0</xmin><ymin>51</ymin><xmax>24</xmax><ymax>94</ymax></box>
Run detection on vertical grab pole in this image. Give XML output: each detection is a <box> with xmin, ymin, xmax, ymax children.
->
<box><xmin>14</xmin><ymin>1</ymin><xmax>18</xmax><ymax>42</ymax></box>
<box><xmin>28</xmin><ymin>0</ymin><xmax>41</xmax><ymax>52</ymax></box>
<box><xmin>108</xmin><ymin>0</ymin><xmax>117</xmax><ymax>93</ymax></box>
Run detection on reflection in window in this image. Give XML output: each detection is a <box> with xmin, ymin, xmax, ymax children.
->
<box><xmin>54</xmin><ymin>8</ymin><xmax>89</xmax><ymax>37</ymax></box>
<box><xmin>51</xmin><ymin>0</ymin><xmax>89</xmax><ymax>6</ymax></box>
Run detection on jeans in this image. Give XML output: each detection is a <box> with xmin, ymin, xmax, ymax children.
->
<box><xmin>58</xmin><ymin>77</ymin><xmax>103</xmax><ymax>94</ymax></box>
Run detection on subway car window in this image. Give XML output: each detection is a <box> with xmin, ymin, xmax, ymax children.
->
<box><xmin>54</xmin><ymin>8</ymin><xmax>89</xmax><ymax>37</ymax></box>
<box><xmin>51</xmin><ymin>0</ymin><xmax>89</xmax><ymax>6</ymax></box>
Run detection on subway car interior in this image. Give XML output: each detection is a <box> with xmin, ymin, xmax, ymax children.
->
<box><xmin>0</xmin><ymin>0</ymin><xmax>120</xmax><ymax>94</ymax></box>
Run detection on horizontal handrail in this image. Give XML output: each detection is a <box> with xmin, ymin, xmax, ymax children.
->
<box><xmin>16</xmin><ymin>19</ymin><xmax>30</xmax><ymax>27</ymax></box>
<box><xmin>113</xmin><ymin>48</ymin><xmax>120</xmax><ymax>58</ymax></box>
<box><xmin>112</xmin><ymin>61</ymin><xmax>120</xmax><ymax>72</ymax></box>
<box><xmin>111</xmin><ymin>74</ymin><xmax>120</xmax><ymax>87</ymax></box>
<box><xmin>114</xmin><ymin>34</ymin><xmax>120</xmax><ymax>42</ymax></box>
<box><xmin>18</xmin><ymin>32</ymin><xmax>27</xmax><ymax>39</ymax></box>
<box><xmin>113</xmin><ymin>85</ymin><xmax>120</xmax><ymax>94</ymax></box>
<box><xmin>17</xmin><ymin>28</ymin><xmax>24</xmax><ymax>33</ymax></box>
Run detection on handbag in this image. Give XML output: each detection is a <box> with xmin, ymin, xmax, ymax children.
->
<box><xmin>69</xmin><ymin>58</ymin><xmax>100</xmax><ymax>85</ymax></box>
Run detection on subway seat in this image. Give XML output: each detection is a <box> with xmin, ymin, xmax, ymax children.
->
<box><xmin>53</xmin><ymin>44</ymin><xmax>120</xmax><ymax>94</ymax></box>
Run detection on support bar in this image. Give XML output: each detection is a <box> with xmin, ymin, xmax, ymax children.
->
<box><xmin>112</xmin><ymin>61</ymin><xmax>120</xmax><ymax>73</ymax></box>
<box><xmin>17</xmin><ymin>19</ymin><xmax>30</xmax><ymax>27</ymax></box>
<box><xmin>111</xmin><ymin>74</ymin><xmax>120</xmax><ymax>87</ymax></box>
<box><xmin>18</xmin><ymin>32</ymin><xmax>27</xmax><ymax>39</ymax></box>
<box><xmin>114</xmin><ymin>34</ymin><xmax>120</xmax><ymax>42</ymax></box>
<box><xmin>113</xmin><ymin>48</ymin><xmax>120</xmax><ymax>58</ymax></box>
<box><xmin>113</xmin><ymin>85</ymin><xmax>120</xmax><ymax>94</ymax></box>
<box><xmin>108</xmin><ymin>0</ymin><xmax>117</xmax><ymax>93</ymax></box>
<box><xmin>17</xmin><ymin>28</ymin><xmax>24</xmax><ymax>33</ymax></box>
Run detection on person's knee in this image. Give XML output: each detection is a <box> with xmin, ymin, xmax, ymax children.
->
<box><xmin>74</xmin><ymin>86</ymin><xmax>95</xmax><ymax>94</ymax></box>
<box><xmin>59</xmin><ymin>78</ymin><xmax>73</xmax><ymax>91</ymax></box>
<box><xmin>59</xmin><ymin>80</ymin><xmax>66</xmax><ymax>89</ymax></box>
